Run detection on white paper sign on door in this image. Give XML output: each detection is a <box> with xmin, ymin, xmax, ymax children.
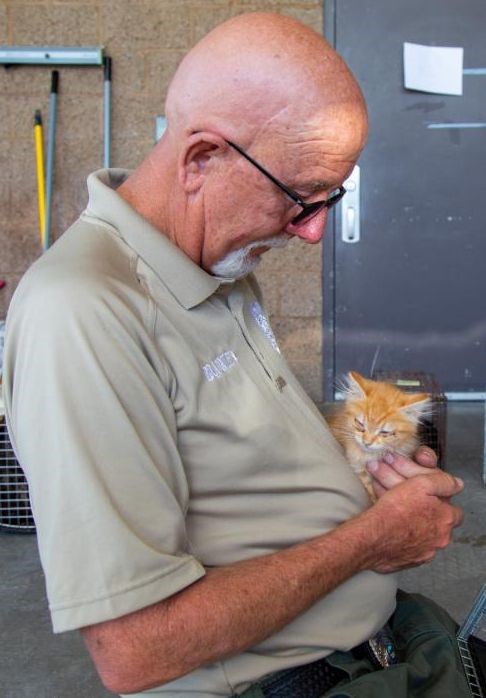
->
<box><xmin>403</xmin><ymin>42</ymin><xmax>463</xmax><ymax>96</ymax></box>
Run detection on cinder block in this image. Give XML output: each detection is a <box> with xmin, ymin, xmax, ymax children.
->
<box><xmin>0</xmin><ymin>66</ymin><xmax>52</xmax><ymax>98</ymax></box>
<box><xmin>237</xmin><ymin>0</ymin><xmax>320</xmax><ymax>5</ymax></box>
<box><xmin>288</xmin><ymin>358</ymin><xmax>323</xmax><ymax>404</ymax></box>
<box><xmin>254</xmin><ymin>265</ymin><xmax>282</xmax><ymax>315</ymax></box>
<box><xmin>55</xmin><ymin>137</ymin><xmax>104</xmax><ymax>232</ymax></box>
<box><xmin>4</xmin><ymin>138</ymin><xmax>39</xmax><ymax>187</ymax></box>
<box><xmin>191</xmin><ymin>5</ymin><xmax>254</xmax><ymax>43</ymax></box>
<box><xmin>232</xmin><ymin>3</ymin><xmax>323</xmax><ymax>32</ymax></box>
<box><xmin>258</xmin><ymin>237</ymin><xmax>322</xmax><ymax>274</ymax></box>
<box><xmin>0</xmin><ymin>180</ymin><xmax>10</xmax><ymax>224</ymax></box>
<box><xmin>142</xmin><ymin>50</ymin><xmax>186</xmax><ymax>98</ymax></box>
<box><xmin>10</xmin><ymin>3</ymin><xmax>99</xmax><ymax>45</ymax></box>
<box><xmin>277</xmin><ymin>6</ymin><xmax>323</xmax><ymax>32</ymax></box>
<box><xmin>0</xmin><ymin>274</ymin><xmax>25</xmax><ymax>320</ymax></box>
<box><xmin>102</xmin><ymin>0</ymin><xmax>191</xmax><ymax>50</ymax></box>
<box><xmin>9</xmin><ymin>183</ymin><xmax>39</xmax><ymax>233</ymax></box>
<box><xmin>112</xmin><ymin>93</ymin><xmax>163</xmax><ymax>140</ymax></box>
<box><xmin>0</xmin><ymin>96</ymin><xmax>9</xmax><ymax>142</ymax></box>
<box><xmin>48</xmin><ymin>0</ymin><xmax>99</xmax><ymax>3</ymax></box>
<box><xmin>104</xmin><ymin>51</ymin><xmax>145</xmax><ymax>94</ymax></box>
<box><xmin>110</xmin><ymin>136</ymin><xmax>153</xmax><ymax>170</ymax></box>
<box><xmin>231</xmin><ymin>2</ymin><xmax>278</xmax><ymax>13</ymax></box>
<box><xmin>48</xmin><ymin>67</ymin><xmax>105</xmax><ymax>97</ymax></box>
<box><xmin>5</xmin><ymin>94</ymin><xmax>49</xmax><ymax>143</ymax></box>
<box><xmin>55</xmin><ymin>93</ymin><xmax>103</xmax><ymax>142</ymax></box>
<box><xmin>271</xmin><ymin>316</ymin><xmax>322</xmax><ymax>359</ymax></box>
<box><xmin>279</xmin><ymin>271</ymin><xmax>322</xmax><ymax>317</ymax></box>
<box><xmin>0</xmin><ymin>4</ymin><xmax>7</xmax><ymax>44</ymax></box>
<box><xmin>0</xmin><ymin>223</ymin><xmax>42</xmax><ymax>275</ymax></box>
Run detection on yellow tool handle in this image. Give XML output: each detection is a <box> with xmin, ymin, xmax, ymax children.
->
<box><xmin>34</xmin><ymin>110</ymin><xmax>46</xmax><ymax>247</ymax></box>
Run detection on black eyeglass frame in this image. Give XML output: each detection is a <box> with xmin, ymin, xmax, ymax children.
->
<box><xmin>225</xmin><ymin>139</ymin><xmax>346</xmax><ymax>226</ymax></box>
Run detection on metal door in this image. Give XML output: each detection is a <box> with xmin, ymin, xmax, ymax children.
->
<box><xmin>324</xmin><ymin>0</ymin><xmax>486</xmax><ymax>399</ymax></box>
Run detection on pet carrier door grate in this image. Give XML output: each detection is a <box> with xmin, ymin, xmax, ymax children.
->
<box><xmin>0</xmin><ymin>412</ymin><xmax>35</xmax><ymax>533</ymax></box>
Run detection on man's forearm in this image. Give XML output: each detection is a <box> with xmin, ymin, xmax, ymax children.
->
<box><xmin>82</xmin><ymin>470</ymin><xmax>463</xmax><ymax>694</ymax></box>
<box><xmin>82</xmin><ymin>512</ymin><xmax>373</xmax><ymax>694</ymax></box>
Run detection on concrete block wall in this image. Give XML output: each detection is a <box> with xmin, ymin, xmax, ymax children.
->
<box><xmin>0</xmin><ymin>0</ymin><xmax>325</xmax><ymax>402</ymax></box>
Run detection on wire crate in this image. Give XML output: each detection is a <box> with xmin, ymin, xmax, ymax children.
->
<box><xmin>371</xmin><ymin>370</ymin><xmax>447</xmax><ymax>469</ymax></box>
<box><xmin>0</xmin><ymin>411</ymin><xmax>36</xmax><ymax>533</ymax></box>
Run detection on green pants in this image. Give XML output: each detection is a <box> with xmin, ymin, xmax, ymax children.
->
<box><xmin>240</xmin><ymin>590</ymin><xmax>471</xmax><ymax>697</ymax></box>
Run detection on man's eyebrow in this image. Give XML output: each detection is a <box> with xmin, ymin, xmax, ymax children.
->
<box><xmin>298</xmin><ymin>179</ymin><xmax>335</xmax><ymax>195</ymax></box>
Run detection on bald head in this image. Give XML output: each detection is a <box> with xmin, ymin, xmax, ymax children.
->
<box><xmin>165</xmin><ymin>12</ymin><xmax>367</xmax><ymax>147</ymax></box>
<box><xmin>119</xmin><ymin>12</ymin><xmax>367</xmax><ymax>272</ymax></box>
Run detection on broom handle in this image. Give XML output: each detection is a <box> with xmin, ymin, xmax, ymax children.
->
<box><xmin>103</xmin><ymin>57</ymin><xmax>111</xmax><ymax>168</ymax></box>
<box><xmin>44</xmin><ymin>70</ymin><xmax>58</xmax><ymax>251</ymax></box>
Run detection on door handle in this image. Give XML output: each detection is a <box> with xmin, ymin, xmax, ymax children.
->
<box><xmin>341</xmin><ymin>165</ymin><xmax>360</xmax><ymax>243</ymax></box>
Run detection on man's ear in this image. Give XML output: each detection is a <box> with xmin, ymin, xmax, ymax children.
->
<box><xmin>179</xmin><ymin>132</ymin><xmax>226</xmax><ymax>193</ymax></box>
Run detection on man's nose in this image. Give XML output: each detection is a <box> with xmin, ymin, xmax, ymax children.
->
<box><xmin>284</xmin><ymin>208</ymin><xmax>329</xmax><ymax>243</ymax></box>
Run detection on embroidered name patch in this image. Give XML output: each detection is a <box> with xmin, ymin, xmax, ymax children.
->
<box><xmin>250</xmin><ymin>302</ymin><xmax>281</xmax><ymax>353</ymax></box>
<box><xmin>202</xmin><ymin>350</ymin><xmax>238</xmax><ymax>382</ymax></box>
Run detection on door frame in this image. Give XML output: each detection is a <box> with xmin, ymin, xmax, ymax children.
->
<box><xmin>322</xmin><ymin>0</ymin><xmax>338</xmax><ymax>402</ymax></box>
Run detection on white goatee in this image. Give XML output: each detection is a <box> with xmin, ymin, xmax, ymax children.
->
<box><xmin>211</xmin><ymin>234</ymin><xmax>290</xmax><ymax>280</ymax></box>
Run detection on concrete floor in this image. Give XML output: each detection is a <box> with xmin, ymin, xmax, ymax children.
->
<box><xmin>1</xmin><ymin>403</ymin><xmax>485</xmax><ymax>698</ymax></box>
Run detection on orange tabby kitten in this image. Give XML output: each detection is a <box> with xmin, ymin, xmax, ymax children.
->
<box><xmin>328</xmin><ymin>371</ymin><xmax>430</xmax><ymax>500</ymax></box>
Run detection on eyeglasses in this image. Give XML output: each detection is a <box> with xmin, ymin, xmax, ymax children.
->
<box><xmin>225</xmin><ymin>140</ymin><xmax>346</xmax><ymax>226</ymax></box>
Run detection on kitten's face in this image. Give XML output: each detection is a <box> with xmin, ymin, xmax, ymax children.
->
<box><xmin>342</xmin><ymin>372</ymin><xmax>430</xmax><ymax>457</ymax></box>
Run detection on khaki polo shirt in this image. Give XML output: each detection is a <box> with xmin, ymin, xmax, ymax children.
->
<box><xmin>3</xmin><ymin>169</ymin><xmax>397</xmax><ymax>697</ymax></box>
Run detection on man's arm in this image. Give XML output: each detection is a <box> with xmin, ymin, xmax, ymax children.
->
<box><xmin>81</xmin><ymin>469</ymin><xmax>463</xmax><ymax>694</ymax></box>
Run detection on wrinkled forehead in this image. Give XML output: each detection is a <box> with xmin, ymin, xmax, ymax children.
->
<box><xmin>254</xmin><ymin>101</ymin><xmax>368</xmax><ymax>181</ymax></box>
<box><xmin>289</xmin><ymin>101</ymin><xmax>367</xmax><ymax>152</ymax></box>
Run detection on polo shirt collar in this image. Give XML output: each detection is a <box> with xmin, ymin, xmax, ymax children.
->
<box><xmin>84</xmin><ymin>168</ymin><xmax>229</xmax><ymax>309</ymax></box>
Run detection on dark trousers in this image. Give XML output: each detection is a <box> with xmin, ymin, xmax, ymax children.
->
<box><xmin>238</xmin><ymin>590</ymin><xmax>471</xmax><ymax>697</ymax></box>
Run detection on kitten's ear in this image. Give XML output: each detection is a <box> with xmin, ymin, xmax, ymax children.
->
<box><xmin>346</xmin><ymin>371</ymin><xmax>367</xmax><ymax>399</ymax></box>
<box><xmin>400</xmin><ymin>393</ymin><xmax>431</xmax><ymax>421</ymax></box>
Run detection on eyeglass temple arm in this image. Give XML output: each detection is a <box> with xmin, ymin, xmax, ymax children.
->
<box><xmin>225</xmin><ymin>140</ymin><xmax>304</xmax><ymax>206</ymax></box>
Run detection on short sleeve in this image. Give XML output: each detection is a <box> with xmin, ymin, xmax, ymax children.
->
<box><xmin>3</xmin><ymin>267</ymin><xmax>205</xmax><ymax>633</ymax></box>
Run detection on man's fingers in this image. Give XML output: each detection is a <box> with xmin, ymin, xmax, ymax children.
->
<box><xmin>374</xmin><ymin>451</ymin><xmax>436</xmax><ymax>479</ymax></box>
<box><xmin>366</xmin><ymin>459</ymin><xmax>405</xmax><ymax>489</ymax></box>
<box><xmin>372</xmin><ymin>481</ymin><xmax>387</xmax><ymax>499</ymax></box>
<box><xmin>419</xmin><ymin>470</ymin><xmax>464</xmax><ymax>499</ymax></box>
<box><xmin>414</xmin><ymin>446</ymin><xmax>438</xmax><ymax>468</ymax></box>
<box><xmin>453</xmin><ymin>505</ymin><xmax>465</xmax><ymax>528</ymax></box>
<box><xmin>366</xmin><ymin>456</ymin><xmax>465</xmax><ymax>502</ymax></box>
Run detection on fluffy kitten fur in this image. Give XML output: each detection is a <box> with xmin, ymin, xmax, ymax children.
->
<box><xmin>327</xmin><ymin>371</ymin><xmax>430</xmax><ymax>500</ymax></box>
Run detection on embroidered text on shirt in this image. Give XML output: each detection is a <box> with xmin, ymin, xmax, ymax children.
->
<box><xmin>202</xmin><ymin>350</ymin><xmax>238</xmax><ymax>382</ymax></box>
<box><xmin>250</xmin><ymin>302</ymin><xmax>281</xmax><ymax>354</ymax></box>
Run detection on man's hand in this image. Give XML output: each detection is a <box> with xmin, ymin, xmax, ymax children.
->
<box><xmin>360</xmin><ymin>470</ymin><xmax>464</xmax><ymax>573</ymax></box>
<box><xmin>360</xmin><ymin>447</ymin><xmax>465</xmax><ymax>572</ymax></box>
<box><xmin>366</xmin><ymin>446</ymin><xmax>441</xmax><ymax>497</ymax></box>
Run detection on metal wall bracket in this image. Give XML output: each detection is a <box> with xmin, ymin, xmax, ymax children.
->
<box><xmin>0</xmin><ymin>46</ymin><xmax>104</xmax><ymax>66</ymax></box>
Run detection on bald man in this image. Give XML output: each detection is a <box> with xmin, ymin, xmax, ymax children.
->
<box><xmin>3</xmin><ymin>12</ymin><xmax>468</xmax><ymax>698</ymax></box>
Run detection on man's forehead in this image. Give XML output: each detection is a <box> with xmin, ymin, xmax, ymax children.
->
<box><xmin>276</xmin><ymin>111</ymin><xmax>366</xmax><ymax>191</ymax></box>
<box><xmin>292</xmin><ymin>102</ymin><xmax>367</xmax><ymax>143</ymax></box>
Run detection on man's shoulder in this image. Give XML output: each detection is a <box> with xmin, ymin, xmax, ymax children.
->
<box><xmin>8</xmin><ymin>216</ymin><xmax>145</xmax><ymax>329</ymax></box>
